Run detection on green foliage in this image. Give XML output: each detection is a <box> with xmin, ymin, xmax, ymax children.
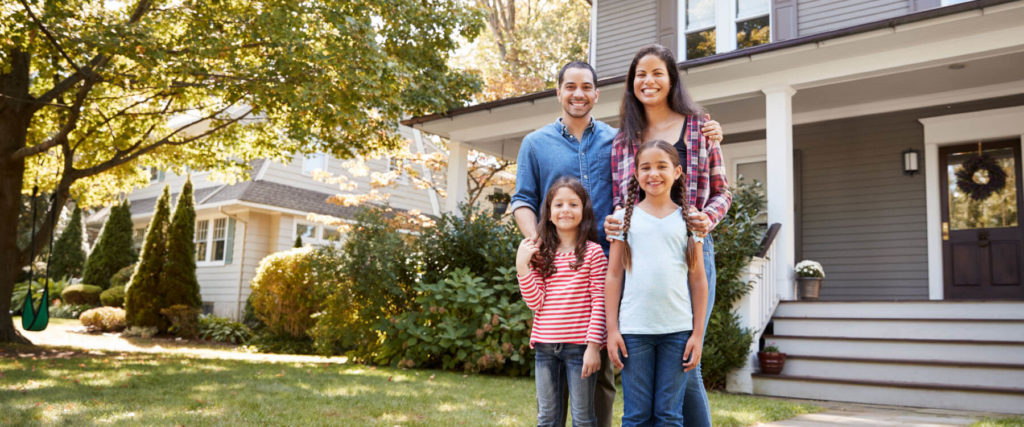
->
<box><xmin>249</xmin><ymin>247</ymin><xmax>336</xmax><ymax>339</ymax></box>
<box><xmin>49</xmin><ymin>206</ymin><xmax>86</xmax><ymax>280</ymax></box>
<box><xmin>51</xmin><ymin>304</ymin><xmax>93</xmax><ymax>319</ymax></box>
<box><xmin>82</xmin><ymin>201</ymin><xmax>138</xmax><ymax>289</ymax></box>
<box><xmin>198</xmin><ymin>315</ymin><xmax>252</xmax><ymax>344</ymax></box>
<box><xmin>245</xmin><ymin>330</ymin><xmax>315</xmax><ymax>355</ymax></box>
<box><xmin>100</xmin><ymin>286</ymin><xmax>126</xmax><ymax>308</ymax></box>
<box><xmin>293</xmin><ymin>236</ymin><xmax>303</xmax><ymax>248</ymax></box>
<box><xmin>763</xmin><ymin>342</ymin><xmax>780</xmax><ymax>353</ymax></box>
<box><xmin>241</xmin><ymin>293</ymin><xmax>264</xmax><ymax>331</ymax></box>
<box><xmin>125</xmin><ymin>187</ymin><xmax>171</xmax><ymax>331</ymax></box>
<box><xmin>79</xmin><ymin>307</ymin><xmax>127</xmax><ymax>332</ymax></box>
<box><xmin>417</xmin><ymin>204</ymin><xmax>520</xmax><ymax>285</ymax></box>
<box><xmin>159</xmin><ymin>179</ymin><xmax>201</xmax><ymax>309</ymax></box>
<box><xmin>704</xmin><ymin>181</ymin><xmax>767</xmax><ymax>389</ymax></box>
<box><xmin>160</xmin><ymin>305</ymin><xmax>201</xmax><ymax>339</ymax></box>
<box><xmin>10</xmin><ymin>278</ymin><xmax>69</xmax><ymax>316</ymax></box>
<box><xmin>109</xmin><ymin>264</ymin><xmax>136</xmax><ymax>289</ymax></box>
<box><xmin>311</xmin><ymin>207</ymin><xmax>418</xmax><ymax>358</ymax></box>
<box><xmin>60</xmin><ymin>284</ymin><xmax>103</xmax><ymax>306</ymax></box>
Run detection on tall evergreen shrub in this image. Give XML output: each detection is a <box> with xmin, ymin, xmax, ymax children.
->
<box><xmin>49</xmin><ymin>205</ymin><xmax>86</xmax><ymax>280</ymax></box>
<box><xmin>83</xmin><ymin>200</ymin><xmax>137</xmax><ymax>289</ymax></box>
<box><xmin>159</xmin><ymin>178</ymin><xmax>201</xmax><ymax>309</ymax></box>
<box><xmin>125</xmin><ymin>186</ymin><xmax>171</xmax><ymax>330</ymax></box>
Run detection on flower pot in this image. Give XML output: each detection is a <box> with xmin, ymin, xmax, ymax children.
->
<box><xmin>797</xmin><ymin>277</ymin><xmax>822</xmax><ymax>300</ymax></box>
<box><xmin>491</xmin><ymin>201</ymin><xmax>509</xmax><ymax>217</ymax></box>
<box><xmin>757</xmin><ymin>351</ymin><xmax>786</xmax><ymax>374</ymax></box>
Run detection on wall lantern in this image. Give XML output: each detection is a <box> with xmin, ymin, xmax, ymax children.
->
<box><xmin>903</xmin><ymin>148</ymin><xmax>921</xmax><ymax>176</ymax></box>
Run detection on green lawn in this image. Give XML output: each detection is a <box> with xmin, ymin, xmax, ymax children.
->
<box><xmin>0</xmin><ymin>344</ymin><xmax>818</xmax><ymax>426</ymax></box>
<box><xmin>972</xmin><ymin>417</ymin><xmax>1024</xmax><ymax>427</ymax></box>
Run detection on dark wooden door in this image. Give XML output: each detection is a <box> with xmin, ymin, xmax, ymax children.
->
<box><xmin>939</xmin><ymin>140</ymin><xmax>1024</xmax><ymax>300</ymax></box>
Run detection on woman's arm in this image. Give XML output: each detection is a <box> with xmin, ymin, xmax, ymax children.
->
<box><xmin>703</xmin><ymin>133</ymin><xmax>733</xmax><ymax>230</ymax></box>
<box><xmin>604</xmin><ymin>241</ymin><xmax>628</xmax><ymax>369</ymax></box>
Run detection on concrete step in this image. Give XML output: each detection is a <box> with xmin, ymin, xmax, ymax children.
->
<box><xmin>752</xmin><ymin>374</ymin><xmax>1024</xmax><ymax>414</ymax></box>
<box><xmin>765</xmin><ymin>335</ymin><xmax>1024</xmax><ymax>364</ymax></box>
<box><xmin>771</xmin><ymin>316</ymin><xmax>1024</xmax><ymax>341</ymax></box>
<box><xmin>773</xmin><ymin>300</ymin><xmax>1024</xmax><ymax>319</ymax></box>
<box><xmin>780</xmin><ymin>355</ymin><xmax>1024</xmax><ymax>389</ymax></box>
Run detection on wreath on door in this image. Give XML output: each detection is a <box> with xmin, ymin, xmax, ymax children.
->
<box><xmin>955</xmin><ymin>153</ymin><xmax>1006</xmax><ymax>201</ymax></box>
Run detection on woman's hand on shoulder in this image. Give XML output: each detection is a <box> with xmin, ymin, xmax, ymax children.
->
<box><xmin>700</xmin><ymin>114</ymin><xmax>724</xmax><ymax>145</ymax></box>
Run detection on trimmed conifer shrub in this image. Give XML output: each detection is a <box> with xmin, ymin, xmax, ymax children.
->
<box><xmin>49</xmin><ymin>205</ymin><xmax>86</xmax><ymax>280</ymax></box>
<box><xmin>159</xmin><ymin>178</ymin><xmax>201</xmax><ymax>309</ymax></box>
<box><xmin>61</xmin><ymin>284</ymin><xmax>103</xmax><ymax>306</ymax></box>
<box><xmin>125</xmin><ymin>186</ymin><xmax>171</xmax><ymax>331</ymax></box>
<box><xmin>100</xmin><ymin>286</ymin><xmax>126</xmax><ymax>307</ymax></box>
<box><xmin>82</xmin><ymin>200</ymin><xmax>137</xmax><ymax>289</ymax></box>
<box><xmin>109</xmin><ymin>263</ymin><xmax>136</xmax><ymax>289</ymax></box>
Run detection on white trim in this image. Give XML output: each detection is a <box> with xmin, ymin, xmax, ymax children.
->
<box><xmin>254</xmin><ymin>158</ymin><xmax>272</xmax><ymax>180</ymax></box>
<box><xmin>412</xmin><ymin>128</ymin><xmax>441</xmax><ymax>216</ymax></box>
<box><xmin>715</xmin><ymin>0</ymin><xmax>736</xmax><ymax>53</ymax></box>
<box><xmin>764</xmin><ymin>85</ymin><xmax>797</xmax><ymax>301</ymax></box>
<box><xmin>195</xmin><ymin>214</ymin><xmax>229</xmax><ymax>267</ymax></box>
<box><xmin>722</xmin><ymin>139</ymin><xmax>767</xmax><ymax>181</ymax></box>
<box><xmin>590</xmin><ymin>0</ymin><xmax>598</xmax><ymax>67</ymax></box>
<box><xmin>919</xmin><ymin>105</ymin><xmax>1024</xmax><ymax>300</ymax></box>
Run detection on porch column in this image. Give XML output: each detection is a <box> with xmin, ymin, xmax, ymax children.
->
<box><xmin>445</xmin><ymin>140</ymin><xmax>469</xmax><ymax>213</ymax></box>
<box><xmin>763</xmin><ymin>86</ymin><xmax>797</xmax><ymax>300</ymax></box>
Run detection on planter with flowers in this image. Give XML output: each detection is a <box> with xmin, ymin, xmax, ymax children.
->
<box><xmin>757</xmin><ymin>342</ymin><xmax>786</xmax><ymax>374</ymax></box>
<box><xmin>486</xmin><ymin>190</ymin><xmax>511</xmax><ymax>217</ymax></box>
<box><xmin>795</xmin><ymin>260</ymin><xmax>825</xmax><ymax>300</ymax></box>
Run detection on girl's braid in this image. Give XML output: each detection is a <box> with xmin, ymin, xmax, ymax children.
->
<box><xmin>621</xmin><ymin>174</ymin><xmax>640</xmax><ymax>271</ymax></box>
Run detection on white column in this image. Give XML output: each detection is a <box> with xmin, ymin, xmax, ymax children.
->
<box><xmin>763</xmin><ymin>86</ymin><xmax>796</xmax><ymax>300</ymax></box>
<box><xmin>445</xmin><ymin>140</ymin><xmax>469</xmax><ymax>213</ymax></box>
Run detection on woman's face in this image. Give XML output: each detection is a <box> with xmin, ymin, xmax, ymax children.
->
<box><xmin>632</xmin><ymin>54</ymin><xmax>672</xmax><ymax>109</ymax></box>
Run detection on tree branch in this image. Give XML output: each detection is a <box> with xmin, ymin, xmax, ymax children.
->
<box><xmin>12</xmin><ymin>75</ymin><xmax>97</xmax><ymax>161</ymax></box>
<box><xmin>17</xmin><ymin>0</ymin><xmax>84</xmax><ymax>76</ymax></box>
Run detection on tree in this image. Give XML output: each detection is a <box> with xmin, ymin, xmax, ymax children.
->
<box><xmin>82</xmin><ymin>200</ymin><xmax>136</xmax><ymax>289</ymax></box>
<box><xmin>159</xmin><ymin>177</ymin><xmax>200</xmax><ymax>309</ymax></box>
<box><xmin>1</xmin><ymin>0</ymin><xmax>483</xmax><ymax>343</ymax></box>
<box><xmin>48</xmin><ymin>205</ymin><xmax>85</xmax><ymax>280</ymax></box>
<box><xmin>125</xmin><ymin>186</ymin><xmax>170</xmax><ymax>331</ymax></box>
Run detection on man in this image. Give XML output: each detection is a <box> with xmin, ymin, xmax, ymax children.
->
<box><xmin>512</xmin><ymin>61</ymin><xmax>723</xmax><ymax>427</ymax></box>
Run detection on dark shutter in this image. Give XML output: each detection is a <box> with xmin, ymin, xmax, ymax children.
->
<box><xmin>772</xmin><ymin>0</ymin><xmax>798</xmax><ymax>41</ymax></box>
<box><xmin>909</xmin><ymin>0</ymin><xmax>940</xmax><ymax>13</ymax></box>
<box><xmin>224</xmin><ymin>218</ymin><xmax>235</xmax><ymax>264</ymax></box>
<box><xmin>657</xmin><ymin>0</ymin><xmax>678</xmax><ymax>57</ymax></box>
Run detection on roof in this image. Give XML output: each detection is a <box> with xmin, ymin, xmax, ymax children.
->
<box><xmin>402</xmin><ymin>0</ymin><xmax>1018</xmax><ymax>126</ymax></box>
<box><xmin>129</xmin><ymin>180</ymin><xmax>361</xmax><ymax>219</ymax></box>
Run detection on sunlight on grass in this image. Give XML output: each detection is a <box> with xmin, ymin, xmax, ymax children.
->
<box><xmin>972</xmin><ymin>417</ymin><xmax>1024</xmax><ymax>427</ymax></box>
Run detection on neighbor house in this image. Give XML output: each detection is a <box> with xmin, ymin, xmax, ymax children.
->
<box><xmin>405</xmin><ymin>0</ymin><xmax>1024</xmax><ymax>413</ymax></box>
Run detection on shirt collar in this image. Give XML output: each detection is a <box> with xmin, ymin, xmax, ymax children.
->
<box><xmin>556</xmin><ymin>117</ymin><xmax>595</xmax><ymax>139</ymax></box>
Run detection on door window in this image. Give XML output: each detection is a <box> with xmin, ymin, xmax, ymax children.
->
<box><xmin>946</xmin><ymin>147</ymin><xmax>1018</xmax><ymax>230</ymax></box>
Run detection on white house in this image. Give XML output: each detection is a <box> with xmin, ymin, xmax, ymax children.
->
<box><xmin>406</xmin><ymin>0</ymin><xmax>1024</xmax><ymax>414</ymax></box>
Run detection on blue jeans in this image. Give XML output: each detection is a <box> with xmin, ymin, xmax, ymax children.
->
<box><xmin>535</xmin><ymin>343</ymin><xmax>597</xmax><ymax>427</ymax></box>
<box><xmin>682</xmin><ymin>234</ymin><xmax>716</xmax><ymax>427</ymax></box>
<box><xmin>620</xmin><ymin>331</ymin><xmax>692</xmax><ymax>427</ymax></box>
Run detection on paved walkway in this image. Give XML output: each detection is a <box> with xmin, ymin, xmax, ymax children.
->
<box><xmin>760</xmin><ymin>398</ymin><xmax>1014</xmax><ymax>426</ymax></box>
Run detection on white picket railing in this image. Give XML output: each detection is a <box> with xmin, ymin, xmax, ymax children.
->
<box><xmin>726</xmin><ymin>224</ymin><xmax>782</xmax><ymax>393</ymax></box>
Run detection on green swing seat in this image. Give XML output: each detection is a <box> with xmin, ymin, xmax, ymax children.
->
<box><xmin>22</xmin><ymin>285</ymin><xmax>49</xmax><ymax>332</ymax></box>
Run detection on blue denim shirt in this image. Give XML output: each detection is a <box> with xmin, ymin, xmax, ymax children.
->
<box><xmin>511</xmin><ymin>118</ymin><xmax>618</xmax><ymax>254</ymax></box>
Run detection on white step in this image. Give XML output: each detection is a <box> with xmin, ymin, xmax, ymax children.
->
<box><xmin>766</xmin><ymin>335</ymin><xmax>1024</xmax><ymax>364</ymax></box>
<box><xmin>753</xmin><ymin>374</ymin><xmax>1024</xmax><ymax>414</ymax></box>
<box><xmin>772</xmin><ymin>317</ymin><xmax>1024</xmax><ymax>341</ymax></box>
<box><xmin>780</xmin><ymin>356</ymin><xmax>1024</xmax><ymax>389</ymax></box>
<box><xmin>773</xmin><ymin>301</ymin><xmax>1024</xmax><ymax>319</ymax></box>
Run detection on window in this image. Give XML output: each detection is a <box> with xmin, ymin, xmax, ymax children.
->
<box><xmin>295</xmin><ymin>222</ymin><xmax>316</xmax><ymax>243</ymax></box>
<box><xmin>302</xmin><ymin>152</ymin><xmax>327</xmax><ymax>175</ymax></box>
<box><xmin>133</xmin><ymin>227</ymin><xmax>146</xmax><ymax>251</ymax></box>
<box><xmin>212</xmin><ymin>218</ymin><xmax>227</xmax><ymax>261</ymax></box>
<box><xmin>195</xmin><ymin>217</ymin><xmax>229</xmax><ymax>263</ymax></box>
<box><xmin>686</xmin><ymin>0</ymin><xmax>717</xmax><ymax>59</ymax></box>
<box><xmin>681</xmin><ymin>0</ymin><xmax>771</xmax><ymax>60</ymax></box>
<box><xmin>195</xmin><ymin>220</ymin><xmax>209</xmax><ymax>262</ymax></box>
<box><xmin>295</xmin><ymin>221</ymin><xmax>343</xmax><ymax>247</ymax></box>
<box><xmin>736</xmin><ymin>160</ymin><xmax>768</xmax><ymax>225</ymax></box>
<box><xmin>736</xmin><ymin>0</ymin><xmax>770</xmax><ymax>49</ymax></box>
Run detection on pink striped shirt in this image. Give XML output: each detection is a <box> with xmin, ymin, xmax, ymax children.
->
<box><xmin>517</xmin><ymin>241</ymin><xmax>607</xmax><ymax>348</ymax></box>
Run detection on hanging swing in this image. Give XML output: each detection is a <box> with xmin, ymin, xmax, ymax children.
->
<box><xmin>21</xmin><ymin>161</ymin><xmax>62</xmax><ymax>332</ymax></box>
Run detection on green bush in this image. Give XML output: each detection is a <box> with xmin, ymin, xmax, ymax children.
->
<box><xmin>160</xmin><ymin>304</ymin><xmax>201</xmax><ymax>339</ymax></box>
<box><xmin>199</xmin><ymin>315</ymin><xmax>252</xmax><ymax>344</ymax></box>
<box><xmin>159</xmin><ymin>178</ymin><xmax>201</xmax><ymax>309</ymax></box>
<box><xmin>245</xmin><ymin>330</ymin><xmax>315</xmax><ymax>354</ymax></box>
<box><xmin>249</xmin><ymin>246</ymin><xmax>337</xmax><ymax>339</ymax></box>
<box><xmin>79</xmin><ymin>306</ymin><xmax>127</xmax><ymax>332</ymax></box>
<box><xmin>49</xmin><ymin>205</ymin><xmax>86</xmax><ymax>280</ymax></box>
<box><xmin>51</xmin><ymin>303</ymin><xmax>93</xmax><ymax>319</ymax></box>
<box><xmin>703</xmin><ymin>180</ymin><xmax>766</xmax><ymax>389</ymax></box>
<box><xmin>417</xmin><ymin>204</ymin><xmax>520</xmax><ymax>285</ymax></box>
<box><xmin>61</xmin><ymin>284</ymin><xmax>103</xmax><ymax>306</ymax></box>
<box><xmin>100</xmin><ymin>286</ymin><xmax>126</xmax><ymax>307</ymax></box>
<box><xmin>310</xmin><ymin>207</ymin><xmax>419</xmax><ymax>359</ymax></box>
<box><xmin>11</xmin><ymin>278</ymin><xmax>69</xmax><ymax>316</ymax></box>
<box><xmin>109</xmin><ymin>264</ymin><xmax>136</xmax><ymax>289</ymax></box>
<box><xmin>82</xmin><ymin>201</ymin><xmax>137</xmax><ymax>289</ymax></box>
<box><xmin>126</xmin><ymin>186</ymin><xmax>171</xmax><ymax>330</ymax></box>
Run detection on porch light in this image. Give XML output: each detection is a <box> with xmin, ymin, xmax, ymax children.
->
<box><xmin>903</xmin><ymin>148</ymin><xmax>921</xmax><ymax>176</ymax></box>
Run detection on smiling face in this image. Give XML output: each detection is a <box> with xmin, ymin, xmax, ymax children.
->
<box><xmin>557</xmin><ymin>67</ymin><xmax>598</xmax><ymax>119</ymax></box>
<box><xmin>548</xmin><ymin>186</ymin><xmax>584</xmax><ymax>233</ymax></box>
<box><xmin>635</xmin><ymin>146</ymin><xmax>683</xmax><ymax>198</ymax></box>
<box><xmin>632</xmin><ymin>54</ymin><xmax>673</xmax><ymax>109</ymax></box>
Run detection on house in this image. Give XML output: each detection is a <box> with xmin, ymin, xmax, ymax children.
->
<box><xmin>404</xmin><ymin>0</ymin><xmax>1024</xmax><ymax>414</ymax></box>
<box><xmin>86</xmin><ymin>125</ymin><xmax>442</xmax><ymax>320</ymax></box>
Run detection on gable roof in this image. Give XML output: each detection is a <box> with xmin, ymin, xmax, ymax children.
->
<box><xmin>128</xmin><ymin>180</ymin><xmax>360</xmax><ymax>219</ymax></box>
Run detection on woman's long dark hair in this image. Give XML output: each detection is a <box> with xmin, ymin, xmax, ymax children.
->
<box><xmin>620</xmin><ymin>44</ymin><xmax>704</xmax><ymax>146</ymax></box>
<box><xmin>534</xmin><ymin>176</ymin><xmax>598</xmax><ymax>277</ymax></box>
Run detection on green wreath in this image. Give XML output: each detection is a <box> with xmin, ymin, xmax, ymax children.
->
<box><xmin>955</xmin><ymin>154</ymin><xmax>1006</xmax><ymax>201</ymax></box>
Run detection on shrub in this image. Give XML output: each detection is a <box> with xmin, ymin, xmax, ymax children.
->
<box><xmin>49</xmin><ymin>205</ymin><xmax>86</xmax><ymax>280</ymax></box>
<box><xmin>51</xmin><ymin>304</ymin><xmax>93</xmax><ymax>319</ymax></box>
<box><xmin>122</xmin><ymin>326</ymin><xmax>158</xmax><ymax>338</ymax></box>
<box><xmin>109</xmin><ymin>264</ymin><xmax>136</xmax><ymax>289</ymax></box>
<box><xmin>61</xmin><ymin>284</ymin><xmax>103</xmax><ymax>306</ymax></box>
<box><xmin>79</xmin><ymin>307</ymin><xmax>127</xmax><ymax>332</ymax></box>
<box><xmin>11</xmin><ymin>278</ymin><xmax>69</xmax><ymax>316</ymax></box>
<box><xmin>82</xmin><ymin>201</ymin><xmax>137</xmax><ymax>289</ymax></box>
<box><xmin>126</xmin><ymin>186</ymin><xmax>171</xmax><ymax>330</ymax></box>
<box><xmin>100</xmin><ymin>286</ymin><xmax>126</xmax><ymax>307</ymax></box>
<box><xmin>249</xmin><ymin>246</ymin><xmax>337</xmax><ymax>339</ymax></box>
<box><xmin>417</xmin><ymin>204</ymin><xmax>520</xmax><ymax>285</ymax></box>
<box><xmin>159</xmin><ymin>178</ymin><xmax>201</xmax><ymax>309</ymax></box>
<box><xmin>198</xmin><ymin>315</ymin><xmax>251</xmax><ymax>344</ymax></box>
<box><xmin>160</xmin><ymin>304</ymin><xmax>201</xmax><ymax>339</ymax></box>
<box><xmin>245</xmin><ymin>330</ymin><xmax>315</xmax><ymax>354</ymax></box>
<box><xmin>703</xmin><ymin>180</ymin><xmax>766</xmax><ymax>389</ymax></box>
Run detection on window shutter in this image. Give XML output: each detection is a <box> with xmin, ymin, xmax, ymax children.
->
<box><xmin>657</xmin><ymin>0</ymin><xmax>678</xmax><ymax>57</ymax></box>
<box><xmin>772</xmin><ymin>0</ymin><xmax>798</xmax><ymax>41</ymax></box>
<box><xmin>909</xmin><ymin>0</ymin><xmax>940</xmax><ymax>12</ymax></box>
<box><xmin>224</xmin><ymin>218</ymin><xmax>236</xmax><ymax>264</ymax></box>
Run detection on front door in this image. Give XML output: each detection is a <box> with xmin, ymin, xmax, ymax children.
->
<box><xmin>939</xmin><ymin>140</ymin><xmax>1024</xmax><ymax>299</ymax></box>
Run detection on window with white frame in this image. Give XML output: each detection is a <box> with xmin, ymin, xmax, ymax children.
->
<box><xmin>295</xmin><ymin>221</ymin><xmax>343</xmax><ymax>247</ymax></box>
<box><xmin>735</xmin><ymin>159</ymin><xmax>767</xmax><ymax>225</ymax></box>
<box><xmin>302</xmin><ymin>152</ymin><xmax>327</xmax><ymax>175</ymax></box>
<box><xmin>195</xmin><ymin>217</ymin><xmax>228</xmax><ymax>263</ymax></box>
<box><xmin>940</xmin><ymin>0</ymin><xmax>972</xmax><ymax>5</ymax></box>
<box><xmin>736</xmin><ymin>0</ymin><xmax>770</xmax><ymax>50</ymax></box>
<box><xmin>685</xmin><ymin>0</ymin><xmax>717</xmax><ymax>60</ymax></box>
<box><xmin>682</xmin><ymin>0</ymin><xmax>770</xmax><ymax>60</ymax></box>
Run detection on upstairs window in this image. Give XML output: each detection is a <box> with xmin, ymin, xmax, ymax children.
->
<box><xmin>302</xmin><ymin>152</ymin><xmax>327</xmax><ymax>175</ymax></box>
<box><xmin>681</xmin><ymin>0</ymin><xmax>771</xmax><ymax>60</ymax></box>
<box><xmin>686</xmin><ymin>0</ymin><xmax>717</xmax><ymax>60</ymax></box>
<box><xmin>736</xmin><ymin>0</ymin><xmax>770</xmax><ymax>49</ymax></box>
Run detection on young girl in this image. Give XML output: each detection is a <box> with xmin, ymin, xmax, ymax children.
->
<box><xmin>517</xmin><ymin>176</ymin><xmax>607</xmax><ymax>427</ymax></box>
<box><xmin>605</xmin><ymin>140</ymin><xmax>709</xmax><ymax>427</ymax></box>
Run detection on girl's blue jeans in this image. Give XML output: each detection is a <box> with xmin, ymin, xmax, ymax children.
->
<box><xmin>620</xmin><ymin>330</ymin><xmax>692</xmax><ymax>427</ymax></box>
<box><xmin>682</xmin><ymin>233</ymin><xmax>716</xmax><ymax>426</ymax></box>
<box><xmin>534</xmin><ymin>343</ymin><xmax>597</xmax><ymax>427</ymax></box>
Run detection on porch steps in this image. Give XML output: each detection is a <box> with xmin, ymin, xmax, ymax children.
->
<box><xmin>753</xmin><ymin>301</ymin><xmax>1024</xmax><ymax>414</ymax></box>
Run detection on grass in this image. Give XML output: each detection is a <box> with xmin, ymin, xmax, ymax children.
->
<box><xmin>972</xmin><ymin>417</ymin><xmax>1024</xmax><ymax>427</ymax></box>
<box><xmin>0</xmin><ymin>344</ymin><xmax>819</xmax><ymax>426</ymax></box>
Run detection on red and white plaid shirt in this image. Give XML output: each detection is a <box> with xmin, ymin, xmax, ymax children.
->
<box><xmin>611</xmin><ymin>115</ymin><xmax>732</xmax><ymax>229</ymax></box>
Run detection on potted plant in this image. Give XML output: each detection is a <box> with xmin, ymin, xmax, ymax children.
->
<box><xmin>757</xmin><ymin>342</ymin><xmax>786</xmax><ymax>374</ymax></box>
<box><xmin>486</xmin><ymin>190</ymin><xmax>511</xmax><ymax>217</ymax></box>
<box><xmin>795</xmin><ymin>260</ymin><xmax>825</xmax><ymax>300</ymax></box>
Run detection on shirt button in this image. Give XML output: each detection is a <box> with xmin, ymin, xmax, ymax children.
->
<box><xmin>584</xmin><ymin>175</ymin><xmax>588</xmax><ymax>179</ymax></box>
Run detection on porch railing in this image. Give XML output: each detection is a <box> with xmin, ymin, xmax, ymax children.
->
<box><xmin>726</xmin><ymin>223</ymin><xmax>782</xmax><ymax>393</ymax></box>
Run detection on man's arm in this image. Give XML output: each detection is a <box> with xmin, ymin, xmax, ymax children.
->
<box><xmin>514</xmin><ymin>207</ymin><xmax>539</xmax><ymax>239</ymax></box>
<box><xmin>510</xmin><ymin>136</ymin><xmax>541</xmax><ymax>238</ymax></box>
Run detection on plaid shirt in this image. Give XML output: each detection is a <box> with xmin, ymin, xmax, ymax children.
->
<box><xmin>611</xmin><ymin>115</ymin><xmax>732</xmax><ymax>230</ymax></box>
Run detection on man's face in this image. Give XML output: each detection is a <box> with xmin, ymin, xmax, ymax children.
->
<box><xmin>557</xmin><ymin>68</ymin><xmax>598</xmax><ymax>119</ymax></box>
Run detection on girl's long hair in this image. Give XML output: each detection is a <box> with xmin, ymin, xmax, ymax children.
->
<box><xmin>534</xmin><ymin>176</ymin><xmax>598</xmax><ymax>277</ymax></box>
<box><xmin>619</xmin><ymin>44</ymin><xmax>704</xmax><ymax>147</ymax></box>
<box><xmin>621</xmin><ymin>140</ymin><xmax>700</xmax><ymax>271</ymax></box>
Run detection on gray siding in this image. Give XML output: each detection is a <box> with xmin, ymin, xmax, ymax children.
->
<box><xmin>595</xmin><ymin>0</ymin><xmax>658</xmax><ymax>78</ymax></box>
<box><xmin>797</xmin><ymin>0</ymin><xmax>910</xmax><ymax>37</ymax></box>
